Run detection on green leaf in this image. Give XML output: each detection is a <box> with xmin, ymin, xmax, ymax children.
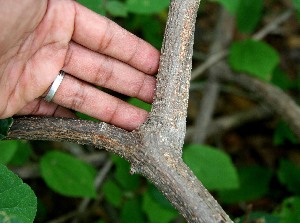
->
<box><xmin>210</xmin><ymin>0</ymin><xmax>239</xmax><ymax>14</ymax></box>
<box><xmin>292</xmin><ymin>0</ymin><xmax>300</xmax><ymax>11</ymax></box>
<box><xmin>0</xmin><ymin>118</ymin><xmax>13</xmax><ymax>140</ymax></box>
<box><xmin>271</xmin><ymin>67</ymin><xmax>297</xmax><ymax>90</ymax></box>
<box><xmin>126</xmin><ymin>0</ymin><xmax>170</xmax><ymax>15</ymax></box>
<box><xmin>9</xmin><ymin>141</ymin><xmax>32</xmax><ymax>166</ymax></box>
<box><xmin>142</xmin><ymin>191</ymin><xmax>178</xmax><ymax>223</ymax></box>
<box><xmin>229</xmin><ymin>39</ymin><xmax>280</xmax><ymax>81</ymax></box>
<box><xmin>0</xmin><ymin>164</ymin><xmax>37</xmax><ymax>223</ymax></box>
<box><xmin>183</xmin><ymin>144</ymin><xmax>239</xmax><ymax>190</ymax></box>
<box><xmin>148</xmin><ymin>184</ymin><xmax>174</xmax><ymax>210</ymax></box>
<box><xmin>121</xmin><ymin>198</ymin><xmax>145</xmax><ymax>223</ymax></box>
<box><xmin>105</xmin><ymin>1</ymin><xmax>128</xmax><ymax>17</ymax></box>
<box><xmin>274</xmin><ymin>121</ymin><xmax>298</xmax><ymax>145</ymax></box>
<box><xmin>218</xmin><ymin>166</ymin><xmax>272</xmax><ymax>204</ymax></box>
<box><xmin>236</xmin><ymin>0</ymin><xmax>263</xmax><ymax>33</ymax></box>
<box><xmin>278</xmin><ymin>197</ymin><xmax>300</xmax><ymax>223</ymax></box>
<box><xmin>0</xmin><ymin>141</ymin><xmax>19</xmax><ymax>164</ymax></box>
<box><xmin>40</xmin><ymin>151</ymin><xmax>97</xmax><ymax>198</ymax></box>
<box><xmin>112</xmin><ymin>155</ymin><xmax>140</xmax><ymax>191</ymax></box>
<box><xmin>278</xmin><ymin>160</ymin><xmax>300</xmax><ymax>194</ymax></box>
<box><xmin>77</xmin><ymin>0</ymin><xmax>105</xmax><ymax>15</ymax></box>
<box><xmin>128</xmin><ymin>98</ymin><xmax>151</xmax><ymax>112</ymax></box>
<box><xmin>141</xmin><ymin>16</ymin><xmax>164</xmax><ymax>49</ymax></box>
<box><xmin>102</xmin><ymin>180</ymin><xmax>123</xmax><ymax>207</ymax></box>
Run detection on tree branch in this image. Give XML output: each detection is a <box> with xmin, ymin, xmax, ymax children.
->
<box><xmin>145</xmin><ymin>0</ymin><xmax>200</xmax><ymax>149</ymax></box>
<box><xmin>6</xmin><ymin>0</ymin><xmax>234</xmax><ymax>222</ymax></box>
<box><xmin>192</xmin><ymin>8</ymin><xmax>234</xmax><ymax>144</ymax></box>
<box><xmin>7</xmin><ymin>117</ymin><xmax>141</xmax><ymax>161</ymax></box>
<box><xmin>218</xmin><ymin>71</ymin><xmax>300</xmax><ymax>141</ymax></box>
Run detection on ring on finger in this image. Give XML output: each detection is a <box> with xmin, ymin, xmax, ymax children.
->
<box><xmin>44</xmin><ymin>70</ymin><xmax>65</xmax><ymax>102</ymax></box>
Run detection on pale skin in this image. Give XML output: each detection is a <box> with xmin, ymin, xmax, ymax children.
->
<box><xmin>0</xmin><ymin>0</ymin><xmax>160</xmax><ymax>131</ymax></box>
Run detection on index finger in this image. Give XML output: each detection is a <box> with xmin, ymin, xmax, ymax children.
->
<box><xmin>72</xmin><ymin>2</ymin><xmax>160</xmax><ymax>75</ymax></box>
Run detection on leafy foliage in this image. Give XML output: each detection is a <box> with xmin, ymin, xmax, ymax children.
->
<box><xmin>229</xmin><ymin>39</ymin><xmax>280</xmax><ymax>80</ymax></box>
<box><xmin>142</xmin><ymin>191</ymin><xmax>178</xmax><ymax>223</ymax></box>
<box><xmin>0</xmin><ymin>141</ymin><xmax>19</xmax><ymax>164</ymax></box>
<box><xmin>8</xmin><ymin>141</ymin><xmax>32</xmax><ymax>166</ymax></box>
<box><xmin>292</xmin><ymin>0</ymin><xmax>300</xmax><ymax>21</ymax></box>
<box><xmin>76</xmin><ymin>0</ymin><xmax>105</xmax><ymax>15</ymax></box>
<box><xmin>218</xmin><ymin>166</ymin><xmax>273</xmax><ymax>204</ymax></box>
<box><xmin>274</xmin><ymin>121</ymin><xmax>298</xmax><ymax>145</ymax></box>
<box><xmin>103</xmin><ymin>180</ymin><xmax>123</xmax><ymax>207</ymax></box>
<box><xmin>128</xmin><ymin>98</ymin><xmax>152</xmax><ymax>112</ymax></box>
<box><xmin>236</xmin><ymin>0</ymin><xmax>263</xmax><ymax>33</ymax></box>
<box><xmin>271</xmin><ymin>67</ymin><xmax>298</xmax><ymax>90</ymax></box>
<box><xmin>0</xmin><ymin>141</ymin><xmax>32</xmax><ymax>166</ymax></box>
<box><xmin>278</xmin><ymin>160</ymin><xmax>300</xmax><ymax>195</ymax></box>
<box><xmin>112</xmin><ymin>155</ymin><xmax>140</xmax><ymax>190</ymax></box>
<box><xmin>106</xmin><ymin>1</ymin><xmax>128</xmax><ymax>17</ymax></box>
<box><xmin>40</xmin><ymin>151</ymin><xmax>97</xmax><ymax>198</ymax></box>
<box><xmin>104</xmin><ymin>155</ymin><xmax>178</xmax><ymax>223</ymax></box>
<box><xmin>183</xmin><ymin>144</ymin><xmax>239</xmax><ymax>190</ymax></box>
<box><xmin>126</xmin><ymin>0</ymin><xmax>170</xmax><ymax>14</ymax></box>
<box><xmin>121</xmin><ymin>198</ymin><xmax>145</xmax><ymax>223</ymax></box>
<box><xmin>76</xmin><ymin>0</ymin><xmax>170</xmax><ymax>16</ymax></box>
<box><xmin>210</xmin><ymin>0</ymin><xmax>239</xmax><ymax>14</ymax></box>
<box><xmin>0</xmin><ymin>118</ymin><xmax>13</xmax><ymax>140</ymax></box>
<box><xmin>278</xmin><ymin>197</ymin><xmax>300</xmax><ymax>223</ymax></box>
<box><xmin>0</xmin><ymin>164</ymin><xmax>37</xmax><ymax>223</ymax></box>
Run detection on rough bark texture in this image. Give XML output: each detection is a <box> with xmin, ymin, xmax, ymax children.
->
<box><xmin>6</xmin><ymin>0</ymin><xmax>234</xmax><ymax>222</ymax></box>
<box><xmin>217</xmin><ymin>71</ymin><xmax>300</xmax><ymax>141</ymax></box>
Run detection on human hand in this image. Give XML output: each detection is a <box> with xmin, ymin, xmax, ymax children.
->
<box><xmin>0</xmin><ymin>0</ymin><xmax>160</xmax><ymax>131</ymax></box>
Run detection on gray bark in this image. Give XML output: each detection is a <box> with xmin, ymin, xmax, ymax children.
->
<box><xmin>6</xmin><ymin>0</ymin><xmax>233</xmax><ymax>222</ymax></box>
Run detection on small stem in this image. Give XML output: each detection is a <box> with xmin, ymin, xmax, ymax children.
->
<box><xmin>7</xmin><ymin>117</ymin><xmax>139</xmax><ymax>160</ymax></box>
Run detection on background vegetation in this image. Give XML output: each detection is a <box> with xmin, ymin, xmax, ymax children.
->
<box><xmin>1</xmin><ymin>0</ymin><xmax>300</xmax><ymax>222</ymax></box>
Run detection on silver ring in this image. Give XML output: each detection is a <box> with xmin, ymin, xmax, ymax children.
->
<box><xmin>44</xmin><ymin>70</ymin><xmax>65</xmax><ymax>102</ymax></box>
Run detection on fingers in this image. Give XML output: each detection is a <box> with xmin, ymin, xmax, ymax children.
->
<box><xmin>63</xmin><ymin>42</ymin><xmax>156</xmax><ymax>103</ymax></box>
<box><xmin>72</xmin><ymin>2</ymin><xmax>160</xmax><ymax>75</ymax></box>
<box><xmin>52</xmin><ymin>74</ymin><xmax>148</xmax><ymax>130</ymax></box>
<box><xmin>16</xmin><ymin>99</ymin><xmax>77</xmax><ymax>118</ymax></box>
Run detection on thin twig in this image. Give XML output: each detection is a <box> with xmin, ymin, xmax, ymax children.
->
<box><xmin>191</xmin><ymin>9</ymin><xmax>292</xmax><ymax>80</ymax></box>
<box><xmin>191</xmin><ymin>50</ymin><xmax>227</xmax><ymax>80</ymax></box>
<box><xmin>72</xmin><ymin>159</ymin><xmax>113</xmax><ymax>223</ymax></box>
<box><xmin>252</xmin><ymin>9</ymin><xmax>293</xmax><ymax>40</ymax></box>
<box><xmin>186</xmin><ymin>104</ymin><xmax>273</xmax><ymax>142</ymax></box>
<box><xmin>208</xmin><ymin>104</ymin><xmax>272</xmax><ymax>137</ymax></box>
<box><xmin>218</xmin><ymin>71</ymin><xmax>300</xmax><ymax>140</ymax></box>
<box><xmin>192</xmin><ymin>8</ymin><xmax>234</xmax><ymax>144</ymax></box>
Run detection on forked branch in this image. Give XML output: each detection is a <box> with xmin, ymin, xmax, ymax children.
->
<box><xmin>6</xmin><ymin>0</ymin><xmax>234</xmax><ymax>222</ymax></box>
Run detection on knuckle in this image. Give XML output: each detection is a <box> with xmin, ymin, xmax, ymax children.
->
<box><xmin>95</xmin><ymin>56</ymin><xmax>114</xmax><ymax>87</ymax></box>
<box><xmin>136</xmin><ymin>76</ymin><xmax>147</xmax><ymax>97</ymax></box>
<box><xmin>69</xmin><ymin>82</ymin><xmax>87</xmax><ymax>111</ymax></box>
<box><xmin>125</xmin><ymin>38</ymin><xmax>140</xmax><ymax>64</ymax></box>
<box><xmin>98</xmin><ymin>20</ymin><xmax>114</xmax><ymax>52</ymax></box>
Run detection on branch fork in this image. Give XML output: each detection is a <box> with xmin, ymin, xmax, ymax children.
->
<box><xmin>6</xmin><ymin>1</ymin><xmax>233</xmax><ymax>222</ymax></box>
